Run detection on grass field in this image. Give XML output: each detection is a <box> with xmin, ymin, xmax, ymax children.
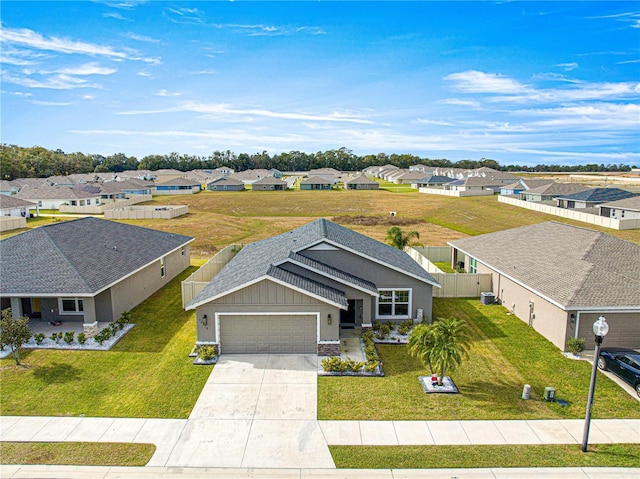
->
<box><xmin>318</xmin><ymin>298</ymin><xmax>640</xmax><ymax>421</ymax></box>
<box><xmin>330</xmin><ymin>444</ymin><xmax>640</xmax><ymax>469</ymax></box>
<box><xmin>0</xmin><ymin>266</ymin><xmax>212</xmax><ymax>418</ymax></box>
<box><xmin>3</xmin><ymin>190</ymin><xmax>638</xmax><ymax>251</ymax></box>
<box><xmin>0</xmin><ymin>442</ymin><xmax>155</xmax><ymax>467</ymax></box>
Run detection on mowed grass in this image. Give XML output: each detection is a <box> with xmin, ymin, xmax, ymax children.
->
<box><xmin>117</xmin><ymin>190</ymin><xmax>639</xmax><ymax>257</ymax></box>
<box><xmin>317</xmin><ymin>298</ymin><xmax>640</xmax><ymax>420</ymax></box>
<box><xmin>0</xmin><ymin>266</ymin><xmax>213</xmax><ymax>418</ymax></box>
<box><xmin>330</xmin><ymin>444</ymin><xmax>640</xmax><ymax>469</ymax></box>
<box><xmin>1</xmin><ymin>442</ymin><xmax>155</xmax><ymax>467</ymax></box>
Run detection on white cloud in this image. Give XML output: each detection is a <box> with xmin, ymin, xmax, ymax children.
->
<box><xmin>155</xmin><ymin>89</ymin><xmax>181</xmax><ymax>97</ymax></box>
<box><xmin>2</xmin><ymin>73</ymin><xmax>96</xmax><ymax>90</ymax></box>
<box><xmin>103</xmin><ymin>12</ymin><xmax>127</xmax><ymax>21</ymax></box>
<box><xmin>50</xmin><ymin>62</ymin><xmax>117</xmax><ymax>76</ymax></box>
<box><xmin>29</xmin><ymin>100</ymin><xmax>72</xmax><ymax>106</ymax></box>
<box><xmin>137</xmin><ymin>71</ymin><xmax>152</xmax><ymax>77</ymax></box>
<box><xmin>123</xmin><ymin>32</ymin><xmax>160</xmax><ymax>43</ymax></box>
<box><xmin>445</xmin><ymin>70</ymin><xmax>530</xmax><ymax>94</ymax></box>
<box><xmin>556</xmin><ymin>62</ymin><xmax>578</xmax><ymax>71</ymax></box>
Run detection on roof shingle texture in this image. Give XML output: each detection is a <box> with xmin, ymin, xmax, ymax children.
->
<box><xmin>449</xmin><ymin>222</ymin><xmax>640</xmax><ymax>308</ymax></box>
<box><xmin>1</xmin><ymin>217</ymin><xmax>193</xmax><ymax>296</ymax></box>
<box><xmin>188</xmin><ymin>218</ymin><xmax>438</xmax><ymax>308</ymax></box>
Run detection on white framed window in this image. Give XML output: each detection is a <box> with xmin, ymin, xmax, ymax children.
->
<box><xmin>469</xmin><ymin>257</ymin><xmax>478</xmax><ymax>274</ymax></box>
<box><xmin>59</xmin><ymin>298</ymin><xmax>84</xmax><ymax>315</ymax></box>
<box><xmin>377</xmin><ymin>289</ymin><xmax>411</xmax><ymax>318</ymax></box>
<box><xmin>160</xmin><ymin>257</ymin><xmax>166</xmax><ymax>277</ymax></box>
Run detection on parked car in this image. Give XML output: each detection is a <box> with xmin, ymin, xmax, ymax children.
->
<box><xmin>598</xmin><ymin>348</ymin><xmax>640</xmax><ymax>397</ymax></box>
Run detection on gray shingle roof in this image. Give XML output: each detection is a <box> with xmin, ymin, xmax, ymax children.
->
<box><xmin>525</xmin><ymin>183</ymin><xmax>589</xmax><ymax>196</ymax></box>
<box><xmin>187</xmin><ymin>218</ymin><xmax>438</xmax><ymax>309</ymax></box>
<box><xmin>344</xmin><ymin>175</ymin><xmax>378</xmax><ymax>185</ymax></box>
<box><xmin>555</xmin><ymin>187</ymin><xmax>638</xmax><ymax>203</ymax></box>
<box><xmin>300</xmin><ymin>176</ymin><xmax>332</xmax><ymax>185</ymax></box>
<box><xmin>1</xmin><ymin>217</ymin><xmax>193</xmax><ymax>296</ymax></box>
<box><xmin>449</xmin><ymin>222</ymin><xmax>640</xmax><ymax>309</ymax></box>
<box><xmin>598</xmin><ymin>196</ymin><xmax>640</xmax><ymax>212</ymax></box>
<box><xmin>267</xmin><ymin>266</ymin><xmax>347</xmax><ymax>307</ymax></box>
<box><xmin>15</xmin><ymin>185</ymin><xmax>99</xmax><ymax>200</ymax></box>
<box><xmin>0</xmin><ymin>195</ymin><xmax>36</xmax><ymax>209</ymax></box>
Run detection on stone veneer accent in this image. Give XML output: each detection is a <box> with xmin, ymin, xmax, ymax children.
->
<box><xmin>83</xmin><ymin>321</ymin><xmax>98</xmax><ymax>337</ymax></box>
<box><xmin>317</xmin><ymin>342</ymin><xmax>340</xmax><ymax>356</ymax></box>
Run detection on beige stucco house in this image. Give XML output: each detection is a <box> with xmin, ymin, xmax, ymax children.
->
<box><xmin>449</xmin><ymin>222</ymin><xmax>640</xmax><ymax>351</ymax></box>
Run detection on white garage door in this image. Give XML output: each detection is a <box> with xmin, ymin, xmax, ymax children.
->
<box><xmin>220</xmin><ymin>314</ymin><xmax>317</xmax><ymax>354</ymax></box>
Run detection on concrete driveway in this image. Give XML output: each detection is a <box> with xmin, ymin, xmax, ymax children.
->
<box><xmin>166</xmin><ymin>354</ymin><xmax>335</xmax><ymax>469</ymax></box>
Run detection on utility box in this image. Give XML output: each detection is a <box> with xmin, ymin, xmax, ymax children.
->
<box><xmin>480</xmin><ymin>292</ymin><xmax>495</xmax><ymax>305</ymax></box>
<box><xmin>522</xmin><ymin>384</ymin><xmax>531</xmax><ymax>400</ymax></box>
<box><xmin>543</xmin><ymin>386</ymin><xmax>555</xmax><ymax>401</ymax></box>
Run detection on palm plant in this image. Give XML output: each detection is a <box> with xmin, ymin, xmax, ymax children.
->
<box><xmin>385</xmin><ymin>226</ymin><xmax>420</xmax><ymax>250</ymax></box>
<box><xmin>407</xmin><ymin>317</ymin><xmax>471</xmax><ymax>386</ymax></box>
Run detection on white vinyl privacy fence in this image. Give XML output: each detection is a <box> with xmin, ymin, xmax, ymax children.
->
<box><xmin>181</xmin><ymin>244</ymin><xmax>241</xmax><ymax>308</ymax></box>
<box><xmin>407</xmin><ymin>246</ymin><xmax>492</xmax><ymax>298</ymax></box>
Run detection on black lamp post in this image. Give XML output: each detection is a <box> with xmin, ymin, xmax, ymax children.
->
<box><xmin>581</xmin><ymin>315</ymin><xmax>609</xmax><ymax>453</ymax></box>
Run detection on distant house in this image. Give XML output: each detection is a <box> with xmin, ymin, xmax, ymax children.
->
<box><xmin>46</xmin><ymin>175</ymin><xmax>77</xmax><ymax>187</ymax></box>
<box><xmin>499</xmin><ymin>178</ymin><xmax>554</xmax><ymax>196</ymax></box>
<box><xmin>309</xmin><ymin>168</ymin><xmax>341</xmax><ymax>184</ymax></box>
<box><xmin>15</xmin><ymin>185</ymin><xmax>101</xmax><ymax>210</ymax></box>
<box><xmin>300</xmin><ymin>176</ymin><xmax>332</xmax><ymax>190</ymax></box>
<box><xmin>597</xmin><ymin>196</ymin><xmax>640</xmax><ymax>220</ymax></box>
<box><xmin>270</xmin><ymin>168</ymin><xmax>284</xmax><ymax>178</ymax></box>
<box><xmin>414</xmin><ymin>175</ymin><xmax>454</xmax><ymax>189</ymax></box>
<box><xmin>0</xmin><ymin>217</ymin><xmax>194</xmax><ymax>333</ymax></box>
<box><xmin>251</xmin><ymin>176</ymin><xmax>288</xmax><ymax>191</ymax></box>
<box><xmin>391</xmin><ymin>171</ymin><xmax>426</xmax><ymax>185</ymax></box>
<box><xmin>119</xmin><ymin>179</ymin><xmax>155</xmax><ymax>196</ymax></box>
<box><xmin>0</xmin><ymin>195</ymin><xmax>36</xmax><ymax>217</ymax></box>
<box><xmin>206</xmin><ymin>177</ymin><xmax>245</xmax><ymax>192</ymax></box>
<box><xmin>0</xmin><ymin>180</ymin><xmax>20</xmax><ymax>196</ymax></box>
<box><xmin>519</xmin><ymin>183</ymin><xmax>589</xmax><ymax>203</ymax></box>
<box><xmin>229</xmin><ymin>169</ymin><xmax>275</xmax><ymax>185</ymax></box>
<box><xmin>155</xmin><ymin>178</ymin><xmax>201</xmax><ymax>195</ymax></box>
<box><xmin>449</xmin><ymin>222</ymin><xmax>640</xmax><ymax>351</ymax></box>
<box><xmin>555</xmin><ymin>188</ymin><xmax>638</xmax><ymax>209</ymax></box>
<box><xmin>344</xmin><ymin>175</ymin><xmax>379</xmax><ymax>190</ymax></box>
<box><xmin>154</xmin><ymin>169</ymin><xmax>186</xmax><ymax>182</ymax></box>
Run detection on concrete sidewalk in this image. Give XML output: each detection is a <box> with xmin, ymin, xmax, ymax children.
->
<box><xmin>2</xmin><ymin>465</ymin><xmax>640</xmax><ymax>479</ymax></box>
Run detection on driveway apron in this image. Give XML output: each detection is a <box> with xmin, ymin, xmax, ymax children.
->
<box><xmin>165</xmin><ymin>354</ymin><xmax>335</xmax><ymax>469</ymax></box>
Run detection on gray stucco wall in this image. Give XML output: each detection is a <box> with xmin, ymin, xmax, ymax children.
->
<box><xmin>300</xmin><ymin>246</ymin><xmax>433</xmax><ymax>322</ymax></box>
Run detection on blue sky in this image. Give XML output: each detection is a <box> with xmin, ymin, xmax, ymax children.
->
<box><xmin>1</xmin><ymin>1</ymin><xmax>639</xmax><ymax>166</ymax></box>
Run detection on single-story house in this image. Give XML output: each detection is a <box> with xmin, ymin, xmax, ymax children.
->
<box><xmin>229</xmin><ymin>169</ymin><xmax>274</xmax><ymax>185</ymax></box>
<box><xmin>0</xmin><ymin>195</ymin><xmax>36</xmax><ymax>217</ymax></box>
<box><xmin>391</xmin><ymin>171</ymin><xmax>427</xmax><ymax>185</ymax></box>
<box><xmin>519</xmin><ymin>183</ymin><xmax>589</xmax><ymax>203</ymax></box>
<box><xmin>155</xmin><ymin>178</ymin><xmax>201</xmax><ymax>194</ymax></box>
<box><xmin>154</xmin><ymin>169</ymin><xmax>186</xmax><ymax>182</ymax></box>
<box><xmin>449</xmin><ymin>222</ymin><xmax>640</xmax><ymax>351</ymax></box>
<box><xmin>186</xmin><ymin>218</ymin><xmax>440</xmax><ymax>355</ymax></box>
<box><xmin>119</xmin><ymin>178</ymin><xmax>156</xmax><ymax>196</ymax></box>
<box><xmin>46</xmin><ymin>175</ymin><xmax>77</xmax><ymax>187</ymax></box>
<box><xmin>598</xmin><ymin>196</ymin><xmax>640</xmax><ymax>220</ymax></box>
<box><xmin>251</xmin><ymin>176</ymin><xmax>288</xmax><ymax>191</ymax></box>
<box><xmin>0</xmin><ymin>217</ymin><xmax>193</xmax><ymax>335</ymax></box>
<box><xmin>309</xmin><ymin>168</ymin><xmax>341</xmax><ymax>184</ymax></box>
<box><xmin>344</xmin><ymin>175</ymin><xmax>379</xmax><ymax>190</ymax></box>
<box><xmin>0</xmin><ymin>180</ymin><xmax>20</xmax><ymax>196</ymax></box>
<box><xmin>300</xmin><ymin>176</ymin><xmax>332</xmax><ymax>190</ymax></box>
<box><xmin>206</xmin><ymin>177</ymin><xmax>245</xmax><ymax>192</ymax></box>
<box><xmin>15</xmin><ymin>185</ymin><xmax>102</xmax><ymax>210</ymax></box>
<box><xmin>413</xmin><ymin>175</ymin><xmax>455</xmax><ymax>189</ymax></box>
<box><xmin>499</xmin><ymin>179</ymin><xmax>554</xmax><ymax>196</ymax></box>
<box><xmin>555</xmin><ymin>187</ymin><xmax>638</xmax><ymax>209</ymax></box>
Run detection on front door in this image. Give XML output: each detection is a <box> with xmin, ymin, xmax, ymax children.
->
<box><xmin>340</xmin><ymin>300</ymin><xmax>356</xmax><ymax>328</ymax></box>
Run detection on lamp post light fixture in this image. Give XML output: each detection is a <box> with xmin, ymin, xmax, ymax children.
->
<box><xmin>581</xmin><ymin>316</ymin><xmax>609</xmax><ymax>453</ymax></box>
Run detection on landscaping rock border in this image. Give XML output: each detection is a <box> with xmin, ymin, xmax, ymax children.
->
<box><xmin>419</xmin><ymin>375</ymin><xmax>459</xmax><ymax>394</ymax></box>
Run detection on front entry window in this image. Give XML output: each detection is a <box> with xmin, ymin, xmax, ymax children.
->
<box><xmin>59</xmin><ymin>298</ymin><xmax>84</xmax><ymax>314</ymax></box>
<box><xmin>377</xmin><ymin>289</ymin><xmax>411</xmax><ymax>318</ymax></box>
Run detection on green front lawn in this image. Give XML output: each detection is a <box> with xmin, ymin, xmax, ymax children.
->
<box><xmin>330</xmin><ymin>444</ymin><xmax>640</xmax><ymax>469</ymax></box>
<box><xmin>0</xmin><ymin>266</ymin><xmax>212</xmax><ymax>418</ymax></box>
<box><xmin>1</xmin><ymin>442</ymin><xmax>155</xmax><ymax>466</ymax></box>
<box><xmin>318</xmin><ymin>298</ymin><xmax>640</xmax><ymax>420</ymax></box>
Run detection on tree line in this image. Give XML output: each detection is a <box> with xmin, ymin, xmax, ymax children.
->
<box><xmin>0</xmin><ymin>144</ymin><xmax>632</xmax><ymax>181</ymax></box>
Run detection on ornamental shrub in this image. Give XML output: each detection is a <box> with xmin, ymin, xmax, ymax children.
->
<box><xmin>567</xmin><ymin>337</ymin><xmax>585</xmax><ymax>356</ymax></box>
<box><xmin>63</xmin><ymin>331</ymin><xmax>75</xmax><ymax>345</ymax></box>
<box><xmin>77</xmin><ymin>332</ymin><xmax>87</xmax><ymax>345</ymax></box>
<box><xmin>34</xmin><ymin>333</ymin><xmax>45</xmax><ymax>345</ymax></box>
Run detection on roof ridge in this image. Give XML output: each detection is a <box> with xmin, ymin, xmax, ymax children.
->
<box><xmin>42</xmin><ymin>222</ymin><xmax>95</xmax><ymax>293</ymax></box>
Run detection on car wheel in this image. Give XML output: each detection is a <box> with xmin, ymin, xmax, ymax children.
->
<box><xmin>597</xmin><ymin>357</ymin><xmax>607</xmax><ymax>370</ymax></box>
<box><xmin>635</xmin><ymin>383</ymin><xmax>640</xmax><ymax>398</ymax></box>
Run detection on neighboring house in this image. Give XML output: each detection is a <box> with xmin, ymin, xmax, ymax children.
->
<box><xmin>344</xmin><ymin>175</ymin><xmax>380</xmax><ymax>190</ymax></box>
<box><xmin>555</xmin><ymin>188</ymin><xmax>638</xmax><ymax>209</ymax></box>
<box><xmin>499</xmin><ymin>178</ymin><xmax>554</xmax><ymax>196</ymax></box>
<box><xmin>300</xmin><ymin>176</ymin><xmax>332</xmax><ymax>190</ymax></box>
<box><xmin>309</xmin><ymin>168</ymin><xmax>341</xmax><ymax>184</ymax></box>
<box><xmin>598</xmin><ymin>196</ymin><xmax>640</xmax><ymax>220</ymax></box>
<box><xmin>449</xmin><ymin>222</ymin><xmax>640</xmax><ymax>351</ymax></box>
<box><xmin>187</xmin><ymin>219</ymin><xmax>440</xmax><ymax>355</ymax></box>
<box><xmin>46</xmin><ymin>175</ymin><xmax>77</xmax><ymax>187</ymax></box>
<box><xmin>0</xmin><ymin>195</ymin><xmax>36</xmax><ymax>217</ymax></box>
<box><xmin>441</xmin><ymin>177</ymin><xmax>502</xmax><ymax>196</ymax></box>
<box><xmin>391</xmin><ymin>171</ymin><xmax>426</xmax><ymax>185</ymax></box>
<box><xmin>229</xmin><ymin>169</ymin><xmax>274</xmax><ymax>185</ymax></box>
<box><xmin>206</xmin><ymin>177</ymin><xmax>245</xmax><ymax>191</ymax></box>
<box><xmin>409</xmin><ymin>164</ymin><xmax>434</xmax><ymax>174</ymax></box>
<box><xmin>75</xmin><ymin>182</ymin><xmax>128</xmax><ymax>202</ymax></box>
<box><xmin>251</xmin><ymin>176</ymin><xmax>288</xmax><ymax>191</ymax></box>
<box><xmin>155</xmin><ymin>178</ymin><xmax>202</xmax><ymax>195</ymax></box>
<box><xmin>414</xmin><ymin>175</ymin><xmax>454</xmax><ymax>189</ymax></box>
<box><xmin>519</xmin><ymin>183</ymin><xmax>588</xmax><ymax>203</ymax></box>
<box><xmin>0</xmin><ymin>180</ymin><xmax>20</xmax><ymax>196</ymax></box>
<box><xmin>215</xmin><ymin>167</ymin><xmax>235</xmax><ymax>176</ymax></box>
<box><xmin>154</xmin><ymin>169</ymin><xmax>187</xmax><ymax>182</ymax></box>
<box><xmin>270</xmin><ymin>168</ymin><xmax>284</xmax><ymax>178</ymax></box>
<box><xmin>15</xmin><ymin>185</ymin><xmax>101</xmax><ymax>209</ymax></box>
<box><xmin>119</xmin><ymin>178</ymin><xmax>155</xmax><ymax>195</ymax></box>
<box><xmin>0</xmin><ymin>217</ymin><xmax>193</xmax><ymax>334</ymax></box>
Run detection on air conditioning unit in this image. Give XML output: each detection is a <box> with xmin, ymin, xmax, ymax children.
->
<box><xmin>480</xmin><ymin>292</ymin><xmax>495</xmax><ymax>305</ymax></box>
